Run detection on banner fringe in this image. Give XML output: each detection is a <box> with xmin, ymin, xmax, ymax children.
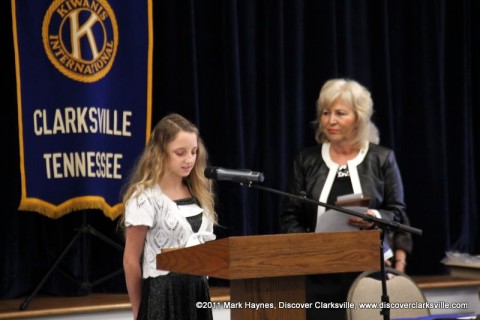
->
<box><xmin>18</xmin><ymin>198</ymin><xmax>124</xmax><ymax>220</ymax></box>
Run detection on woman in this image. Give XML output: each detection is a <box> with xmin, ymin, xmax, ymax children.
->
<box><xmin>281</xmin><ymin>78</ymin><xmax>412</xmax><ymax>319</ymax></box>
<box><xmin>121</xmin><ymin>113</ymin><xmax>218</xmax><ymax>320</ymax></box>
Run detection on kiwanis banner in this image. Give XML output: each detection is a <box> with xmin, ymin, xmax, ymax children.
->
<box><xmin>12</xmin><ymin>0</ymin><xmax>153</xmax><ymax>219</ymax></box>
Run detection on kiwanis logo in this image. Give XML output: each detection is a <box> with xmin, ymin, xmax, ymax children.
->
<box><xmin>42</xmin><ymin>0</ymin><xmax>118</xmax><ymax>83</ymax></box>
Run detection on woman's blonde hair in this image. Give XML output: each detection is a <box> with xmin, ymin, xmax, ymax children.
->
<box><xmin>120</xmin><ymin>113</ymin><xmax>217</xmax><ymax>229</ymax></box>
<box><xmin>314</xmin><ymin>78</ymin><xmax>379</xmax><ymax>149</ymax></box>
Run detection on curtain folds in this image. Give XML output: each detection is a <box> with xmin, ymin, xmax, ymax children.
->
<box><xmin>2</xmin><ymin>0</ymin><xmax>479</xmax><ymax>299</ymax></box>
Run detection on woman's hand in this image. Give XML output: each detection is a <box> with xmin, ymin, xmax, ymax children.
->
<box><xmin>348</xmin><ymin>209</ymin><xmax>376</xmax><ymax>229</ymax></box>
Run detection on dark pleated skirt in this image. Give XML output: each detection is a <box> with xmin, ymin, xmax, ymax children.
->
<box><xmin>137</xmin><ymin>272</ymin><xmax>213</xmax><ymax>320</ymax></box>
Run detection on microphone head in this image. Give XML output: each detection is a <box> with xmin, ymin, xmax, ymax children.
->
<box><xmin>204</xmin><ymin>166</ymin><xmax>218</xmax><ymax>179</ymax></box>
<box><xmin>204</xmin><ymin>166</ymin><xmax>264</xmax><ymax>183</ymax></box>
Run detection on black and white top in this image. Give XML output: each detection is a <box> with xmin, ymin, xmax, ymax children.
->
<box><xmin>124</xmin><ymin>185</ymin><xmax>216</xmax><ymax>279</ymax></box>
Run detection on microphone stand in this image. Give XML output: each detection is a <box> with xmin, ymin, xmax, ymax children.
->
<box><xmin>236</xmin><ymin>180</ymin><xmax>422</xmax><ymax>320</ymax></box>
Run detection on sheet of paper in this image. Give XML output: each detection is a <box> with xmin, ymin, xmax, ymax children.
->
<box><xmin>315</xmin><ymin>206</ymin><xmax>366</xmax><ymax>233</ymax></box>
<box><xmin>315</xmin><ymin>206</ymin><xmax>393</xmax><ymax>260</ymax></box>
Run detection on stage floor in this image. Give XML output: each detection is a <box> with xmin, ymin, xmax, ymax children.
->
<box><xmin>0</xmin><ymin>287</ymin><xmax>230</xmax><ymax>319</ymax></box>
<box><xmin>0</xmin><ymin>293</ymin><xmax>131</xmax><ymax>319</ymax></box>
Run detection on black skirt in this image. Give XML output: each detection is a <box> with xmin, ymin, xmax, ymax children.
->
<box><xmin>138</xmin><ymin>272</ymin><xmax>213</xmax><ymax>320</ymax></box>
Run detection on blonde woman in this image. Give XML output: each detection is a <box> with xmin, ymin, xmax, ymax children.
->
<box><xmin>281</xmin><ymin>78</ymin><xmax>412</xmax><ymax>320</ymax></box>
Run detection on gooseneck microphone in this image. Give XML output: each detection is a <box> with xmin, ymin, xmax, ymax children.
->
<box><xmin>204</xmin><ymin>166</ymin><xmax>265</xmax><ymax>183</ymax></box>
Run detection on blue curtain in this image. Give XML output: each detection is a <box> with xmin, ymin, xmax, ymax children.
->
<box><xmin>2</xmin><ymin>0</ymin><xmax>479</xmax><ymax>299</ymax></box>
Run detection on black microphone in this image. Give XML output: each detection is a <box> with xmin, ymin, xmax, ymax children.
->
<box><xmin>204</xmin><ymin>166</ymin><xmax>265</xmax><ymax>183</ymax></box>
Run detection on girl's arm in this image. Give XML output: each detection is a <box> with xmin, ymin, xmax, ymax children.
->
<box><xmin>123</xmin><ymin>225</ymin><xmax>148</xmax><ymax>320</ymax></box>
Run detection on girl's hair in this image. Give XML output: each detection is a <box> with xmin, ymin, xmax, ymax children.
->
<box><xmin>120</xmin><ymin>113</ymin><xmax>217</xmax><ymax>227</ymax></box>
<box><xmin>314</xmin><ymin>78</ymin><xmax>380</xmax><ymax>149</ymax></box>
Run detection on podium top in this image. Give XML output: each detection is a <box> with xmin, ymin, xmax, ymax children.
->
<box><xmin>157</xmin><ymin>230</ymin><xmax>381</xmax><ymax>280</ymax></box>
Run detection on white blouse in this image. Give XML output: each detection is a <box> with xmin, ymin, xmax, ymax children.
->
<box><xmin>125</xmin><ymin>185</ymin><xmax>216</xmax><ymax>278</ymax></box>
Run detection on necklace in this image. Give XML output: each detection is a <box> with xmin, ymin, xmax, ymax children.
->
<box><xmin>337</xmin><ymin>165</ymin><xmax>350</xmax><ymax>178</ymax></box>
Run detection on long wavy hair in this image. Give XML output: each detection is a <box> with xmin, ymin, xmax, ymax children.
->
<box><xmin>120</xmin><ymin>113</ymin><xmax>217</xmax><ymax>229</ymax></box>
<box><xmin>314</xmin><ymin>78</ymin><xmax>380</xmax><ymax>149</ymax></box>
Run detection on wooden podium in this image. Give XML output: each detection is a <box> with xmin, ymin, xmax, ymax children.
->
<box><xmin>157</xmin><ymin>230</ymin><xmax>380</xmax><ymax>320</ymax></box>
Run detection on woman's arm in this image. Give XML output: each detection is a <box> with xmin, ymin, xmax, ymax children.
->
<box><xmin>379</xmin><ymin>150</ymin><xmax>413</xmax><ymax>270</ymax></box>
<box><xmin>123</xmin><ymin>225</ymin><xmax>148</xmax><ymax>320</ymax></box>
<box><xmin>378</xmin><ymin>150</ymin><xmax>407</xmax><ymax>222</ymax></box>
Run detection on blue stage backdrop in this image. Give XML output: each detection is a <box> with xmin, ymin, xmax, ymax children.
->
<box><xmin>12</xmin><ymin>0</ymin><xmax>153</xmax><ymax>219</ymax></box>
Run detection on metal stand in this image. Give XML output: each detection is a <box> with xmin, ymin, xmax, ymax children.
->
<box><xmin>378</xmin><ymin>225</ymin><xmax>390</xmax><ymax>320</ymax></box>
<box><xmin>19</xmin><ymin>211</ymin><xmax>124</xmax><ymax>310</ymax></box>
<box><xmin>239</xmin><ymin>181</ymin><xmax>422</xmax><ymax>320</ymax></box>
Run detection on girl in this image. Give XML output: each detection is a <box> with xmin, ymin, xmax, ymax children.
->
<box><xmin>122</xmin><ymin>113</ymin><xmax>217</xmax><ymax>320</ymax></box>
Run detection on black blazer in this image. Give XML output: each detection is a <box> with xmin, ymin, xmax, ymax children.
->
<box><xmin>280</xmin><ymin>143</ymin><xmax>413</xmax><ymax>253</ymax></box>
